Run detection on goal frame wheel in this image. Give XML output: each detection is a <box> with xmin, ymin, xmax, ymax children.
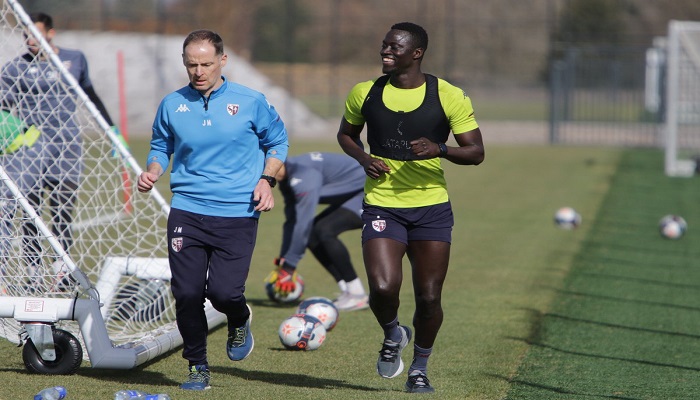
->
<box><xmin>22</xmin><ymin>328</ymin><xmax>83</xmax><ymax>375</ymax></box>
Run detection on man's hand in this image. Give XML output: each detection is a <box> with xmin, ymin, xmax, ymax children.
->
<box><xmin>138</xmin><ymin>163</ymin><xmax>163</xmax><ymax>193</ymax></box>
<box><xmin>360</xmin><ymin>157</ymin><xmax>391</xmax><ymax>179</ymax></box>
<box><xmin>410</xmin><ymin>137</ymin><xmax>437</xmax><ymax>158</ymax></box>
<box><xmin>137</xmin><ymin>171</ymin><xmax>158</xmax><ymax>193</ymax></box>
<box><xmin>253</xmin><ymin>178</ymin><xmax>275</xmax><ymax>212</ymax></box>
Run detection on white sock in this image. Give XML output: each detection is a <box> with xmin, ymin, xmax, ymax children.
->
<box><xmin>337</xmin><ymin>280</ymin><xmax>347</xmax><ymax>293</ymax></box>
<box><xmin>346</xmin><ymin>278</ymin><xmax>365</xmax><ymax>296</ymax></box>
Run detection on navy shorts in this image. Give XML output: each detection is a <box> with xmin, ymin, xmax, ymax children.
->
<box><xmin>361</xmin><ymin>201</ymin><xmax>454</xmax><ymax>245</ymax></box>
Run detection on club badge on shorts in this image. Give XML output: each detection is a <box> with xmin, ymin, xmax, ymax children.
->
<box><xmin>171</xmin><ymin>237</ymin><xmax>183</xmax><ymax>252</ymax></box>
<box><xmin>372</xmin><ymin>219</ymin><xmax>386</xmax><ymax>232</ymax></box>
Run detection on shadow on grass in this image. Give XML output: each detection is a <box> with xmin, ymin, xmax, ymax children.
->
<box><xmin>486</xmin><ymin>373</ymin><xmax>642</xmax><ymax>400</ymax></box>
<box><xmin>215</xmin><ymin>365</ymin><xmax>383</xmax><ymax>392</ymax></box>
<box><xmin>540</xmin><ymin>311</ymin><xmax>700</xmax><ymax>340</ymax></box>
<box><xmin>551</xmin><ymin>287</ymin><xmax>700</xmax><ymax>312</ymax></box>
<box><xmin>0</xmin><ymin>364</ymin><xmax>184</xmax><ymax>387</ymax></box>
<box><xmin>531</xmin><ymin>284</ymin><xmax>700</xmax><ymax>312</ymax></box>
<box><xmin>510</xmin><ymin>308</ymin><xmax>700</xmax><ymax>372</ymax></box>
<box><xmin>69</xmin><ymin>364</ymin><xmax>383</xmax><ymax>392</ymax></box>
<box><xmin>247</xmin><ymin>297</ymin><xmax>300</xmax><ymax>309</ymax></box>
<box><xmin>576</xmin><ymin>253</ymin><xmax>690</xmax><ymax>270</ymax></box>
<box><xmin>76</xmin><ymin>364</ymin><xmax>181</xmax><ymax>386</ymax></box>
<box><xmin>508</xmin><ymin>335</ymin><xmax>700</xmax><ymax>372</ymax></box>
<box><xmin>577</xmin><ymin>271</ymin><xmax>700</xmax><ymax>290</ymax></box>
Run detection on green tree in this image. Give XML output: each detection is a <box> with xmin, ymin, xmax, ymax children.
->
<box><xmin>251</xmin><ymin>0</ymin><xmax>312</xmax><ymax>62</ymax></box>
<box><xmin>556</xmin><ymin>0</ymin><xmax>625</xmax><ymax>44</ymax></box>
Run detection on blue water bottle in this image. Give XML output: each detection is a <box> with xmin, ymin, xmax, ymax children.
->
<box><xmin>114</xmin><ymin>390</ymin><xmax>171</xmax><ymax>400</ymax></box>
<box><xmin>34</xmin><ymin>386</ymin><xmax>67</xmax><ymax>400</ymax></box>
<box><xmin>114</xmin><ymin>390</ymin><xmax>147</xmax><ymax>400</ymax></box>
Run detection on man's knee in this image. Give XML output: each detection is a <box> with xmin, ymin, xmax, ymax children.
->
<box><xmin>208</xmin><ymin>289</ymin><xmax>245</xmax><ymax>311</ymax></box>
<box><xmin>415</xmin><ymin>292</ymin><xmax>442</xmax><ymax>317</ymax></box>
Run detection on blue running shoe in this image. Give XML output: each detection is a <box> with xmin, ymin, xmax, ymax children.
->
<box><xmin>180</xmin><ymin>364</ymin><xmax>211</xmax><ymax>391</ymax></box>
<box><xmin>405</xmin><ymin>371</ymin><xmax>435</xmax><ymax>393</ymax></box>
<box><xmin>227</xmin><ymin>304</ymin><xmax>254</xmax><ymax>361</ymax></box>
<box><xmin>376</xmin><ymin>325</ymin><xmax>412</xmax><ymax>378</ymax></box>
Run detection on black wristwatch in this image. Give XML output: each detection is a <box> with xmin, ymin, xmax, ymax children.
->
<box><xmin>260</xmin><ymin>174</ymin><xmax>277</xmax><ymax>188</ymax></box>
<box><xmin>438</xmin><ymin>143</ymin><xmax>448</xmax><ymax>157</ymax></box>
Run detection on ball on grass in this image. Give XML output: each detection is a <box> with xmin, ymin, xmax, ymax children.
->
<box><xmin>278</xmin><ymin>313</ymin><xmax>327</xmax><ymax>350</ymax></box>
<box><xmin>554</xmin><ymin>207</ymin><xmax>581</xmax><ymax>230</ymax></box>
<box><xmin>659</xmin><ymin>215</ymin><xmax>687</xmax><ymax>239</ymax></box>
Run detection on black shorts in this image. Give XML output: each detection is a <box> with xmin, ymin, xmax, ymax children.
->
<box><xmin>361</xmin><ymin>201</ymin><xmax>454</xmax><ymax>245</ymax></box>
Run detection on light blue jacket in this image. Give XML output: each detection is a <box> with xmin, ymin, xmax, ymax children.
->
<box><xmin>148</xmin><ymin>78</ymin><xmax>289</xmax><ymax>217</ymax></box>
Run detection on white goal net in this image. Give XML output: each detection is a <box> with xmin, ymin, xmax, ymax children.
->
<box><xmin>0</xmin><ymin>0</ymin><xmax>223</xmax><ymax>367</ymax></box>
<box><xmin>664</xmin><ymin>20</ymin><xmax>700</xmax><ymax>177</ymax></box>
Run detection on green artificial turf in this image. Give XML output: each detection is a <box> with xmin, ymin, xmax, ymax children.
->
<box><xmin>506</xmin><ymin>148</ymin><xmax>700</xmax><ymax>400</ymax></box>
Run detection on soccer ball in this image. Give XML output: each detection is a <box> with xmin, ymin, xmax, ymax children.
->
<box><xmin>278</xmin><ymin>313</ymin><xmax>327</xmax><ymax>350</ymax></box>
<box><xmin>554</xmin><ymin>207</ymin><xmax>581</xmax><ymax>229</ymax></box>
<box><xmin>265</xmin><ymin>273</ymin><xmax>305</xmax><ymax>303</ymax></box>
<box><xmin>296</xmin><ymin>297</ymin><xmax>339</xmax><ymax>331</ymax></box>
<box><xmin>659</xmin><ymin>215</ymin><xmax>687</xmax><ymax>239</ymax></box>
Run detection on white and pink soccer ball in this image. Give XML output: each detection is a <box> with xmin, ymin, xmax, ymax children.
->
<box><xmin>296</xmin><ymin>296</ymin><xmax>338</xmax><ymax>331</ymax></box>
<box><xmin>278</xmin><ymin>313</ymin><xmax>327</xmax><ymax>350</ymax></box>
<box><xmin>659</xmin><ymin>215</ymin><xmax>687</xmax><ymax>239</ymax></box>
<box><xmin>554</xmin><ymin>207</ymin><xmax>581</xmax><ymax>230</ymax></box>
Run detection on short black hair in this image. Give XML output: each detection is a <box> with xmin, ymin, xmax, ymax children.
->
<box><xmin>29</xmin><ymin>12</ymin><xmax>53</xmax><ymax>30</ymax></box>
<box><xmin>391</xmin><ymin>22</ymin><xmax>428</xmax><ymax>51</ymax></box>
<box><xmin>183</xmin><ymin>29</ymin><xmax>224</xmax><ymax>56</ymax></box>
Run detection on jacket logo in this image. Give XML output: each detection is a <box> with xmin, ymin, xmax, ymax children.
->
<box><xmin>171</xmin><ymin>237</ymin><xmax>183</xmax><ymax>252</ymax></box>
<box><xmin>227</xmin><ymin>104</ymin><xmax>239</xmax><ymax>115</ymax></box>
<box><xmin>176</xmin><ymin>104</ymin><xmax>190</xmax><ymax>112</ymax></box>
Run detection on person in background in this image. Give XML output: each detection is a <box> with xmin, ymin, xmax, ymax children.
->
<box><xmin>269</xmin><ymin>151</ymin><xmax>369</xmax><ymax>311</ymax></box>
<box><xmin>0</xmin><ymin>12</ymin><xmax>116</xmax><ymax>280</ymax></box>
<box><xmin>137</xmin><ymin>29</ymin><xmax>288</xmax><ymax>391</ymax></box>
<box><xmin>337</xmin><ymin>22</ymin><xmax>485</xmax><ymax>393</ymax></box>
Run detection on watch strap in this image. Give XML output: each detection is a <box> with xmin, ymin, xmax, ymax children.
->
<box><xmin>260</xmin><ymin>174</ymin><xmax>277</xmax><ymax>188</ymax></box>
<box><xmin>438</xmin><ymin>143</ymin><xmax>448</xmax><ymax>157</ymax></box>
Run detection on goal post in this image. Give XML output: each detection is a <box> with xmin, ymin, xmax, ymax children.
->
<box><xmin>0</xmin><ymin>0</ymin><xmax>224</xmax><ymax>373</ymax></box>
<box><xmin>663</xmin><ymin>20</ymin><xmax>700</xmax><ymax>177</ymax></box>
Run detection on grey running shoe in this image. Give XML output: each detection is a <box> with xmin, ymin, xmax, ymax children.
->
<box><xmin>405</xmin><ymin>371</ymin><xmax>435</xmax><ymax>394</ymax></box>
<box><xmin>376</xmin><ymin>325</ymin><xmax>412</xmax><ymax>378</ymax></box>
<box><xmin>180</xmin><ymin>364</ymin><xmax>211</xmax><ymax>391</ymax></box>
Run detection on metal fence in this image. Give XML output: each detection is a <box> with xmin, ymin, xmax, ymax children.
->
<box><xmin>549</xmin><ymin>45</ymin><xmax>663</xmax><ymax>147</ymax></box>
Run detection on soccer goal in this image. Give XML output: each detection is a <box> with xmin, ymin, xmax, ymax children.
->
<box><xmin>663</xmin><ymin>20</ymin><xmax>700</xmax><ymax>177</ymax></box>
<box><xmin>0</xmin><ymin>0</ymin><xmax>224</xmax><ymax>374</ymax></box>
